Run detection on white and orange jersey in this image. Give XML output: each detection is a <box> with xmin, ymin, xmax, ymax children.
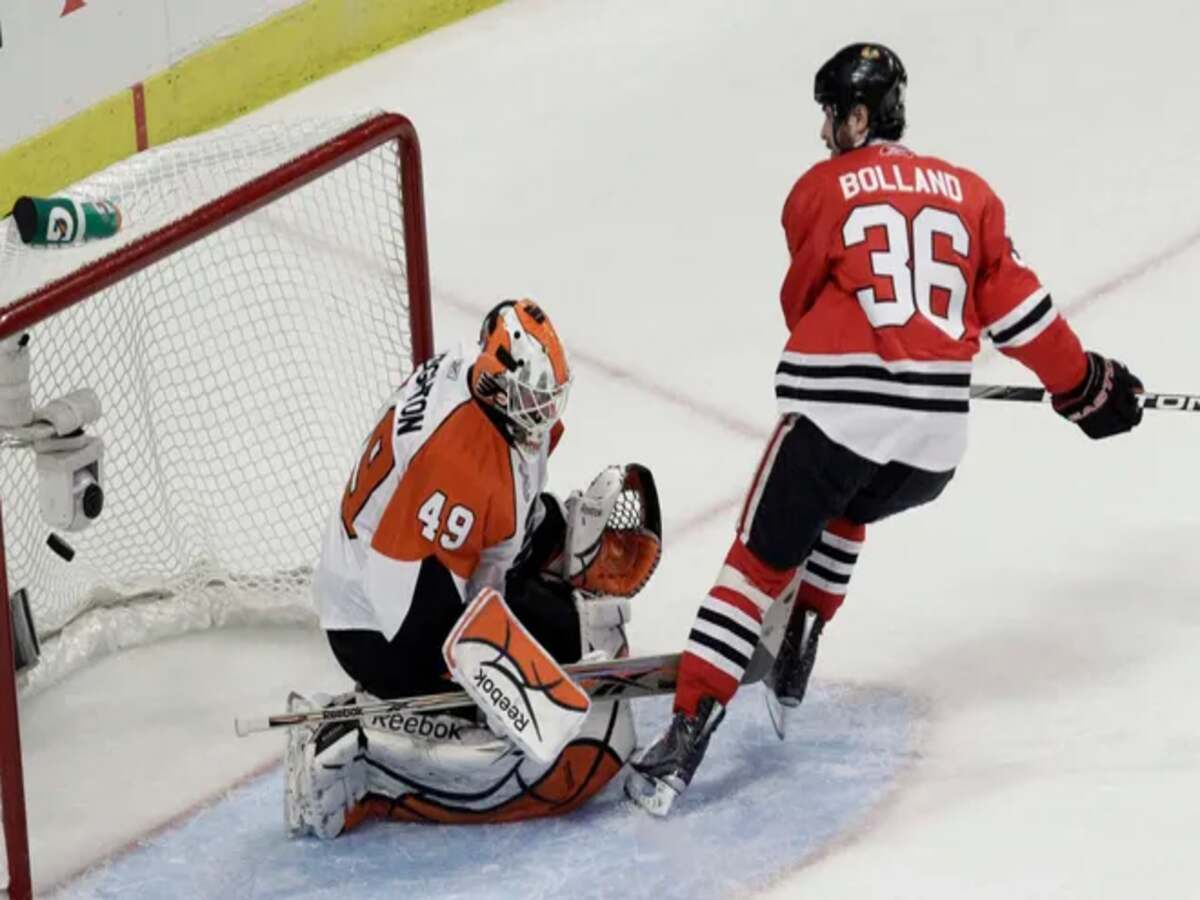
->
<box><xmin>313</xmin><ymin>344</ymin><xmax>553</xmax><ymax>640</ymax></box>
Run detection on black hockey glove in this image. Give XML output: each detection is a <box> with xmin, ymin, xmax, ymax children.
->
<box><xmin>1051</xmin><ymin>351</ymin><xmax>1143</xmax><ymax>439</ymax></box>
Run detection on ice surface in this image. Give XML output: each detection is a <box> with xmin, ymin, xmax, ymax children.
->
<box><xmin>57</xmin><ymin>688</ymin><xmax>917</xmax><ymax>900</ymax></box>
<box><xmin>12</xmin><ymin>0</ymin><xmax>1200</xmax><ymax>897</ymax></box>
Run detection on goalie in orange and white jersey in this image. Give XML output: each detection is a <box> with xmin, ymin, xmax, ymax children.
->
<box><xmin>287</xmin><ymin>299</ymin><xmax>663</xmax><ymax>836</ymax></box>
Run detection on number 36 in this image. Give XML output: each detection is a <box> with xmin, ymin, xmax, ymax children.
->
<box><xmin>842</xmin><ymin>203</ymin><xmax>970</xmax><ymax>340</ymax></box>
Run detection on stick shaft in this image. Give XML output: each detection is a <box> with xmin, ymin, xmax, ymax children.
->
<box><xmin>971</xmin><ymin>384</ymin><xmax>1200</xmax><ymax>412</ymax></box>
<box><xmin>235</xmin><ymin>652</ymin><xmax>682</xmax><ymax>736</ymax></box>
<box><xmin>970</xmin><ymin>384</ymin><xmax>1052</xmax><ymax>403</ymax></box>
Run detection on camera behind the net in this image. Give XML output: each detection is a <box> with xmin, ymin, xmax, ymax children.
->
<box><xmin>34</xmin><ymin>402</ymin><xmax>105</xmax><ymax>531</ymax></box>
<box><xmin>0</xmin><ymin>332</ymin><xmax>105</xmax><ymax>532</ymax></box>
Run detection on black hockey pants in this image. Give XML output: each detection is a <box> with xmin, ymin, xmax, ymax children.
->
<box><xmin>740</xmin><ymin>415</ymin><xmax>955</xmax><ymax>573</ymax></box>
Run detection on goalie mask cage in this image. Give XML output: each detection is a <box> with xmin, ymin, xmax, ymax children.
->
<box><xmin>0</xmin><ymin>112</ymin><xmax>433</xmax><ymax>900</ymax></box>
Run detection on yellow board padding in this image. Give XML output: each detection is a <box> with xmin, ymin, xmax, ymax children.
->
<box><xmin>143</xmin><ymin>0</ymin><xmax>504</xmax><ymax>146</ymax></box>
<box><xmin>0</xmin><ymin>0</ymin><xmax>504</xmax><ymax>214</ymax></box>
<box><xmin>0</xmin><ymin>91</ymin><xmax>138</xmax><ymax>215</ymax></box>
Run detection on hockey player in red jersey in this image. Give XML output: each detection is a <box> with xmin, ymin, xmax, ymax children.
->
<box><xmin>626</xmin><ymin>43</ymin><xmax>1144</xmax><ymax>816</ymax></box>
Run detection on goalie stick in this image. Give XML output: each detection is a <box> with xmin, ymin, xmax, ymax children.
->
<box><xmin>236</xmin><ymin>650</ymin><xmax>769</xmax><ymax>736</ymax></box>
<box><xmin>972</xmin><ymin>383</ymin><xmax>1200</xmax><ymax>412</ymax></box>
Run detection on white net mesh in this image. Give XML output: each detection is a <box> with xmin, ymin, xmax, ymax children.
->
<box><xmin>0</xmin><ymin>113</ymin><xmax>422</xmax><ymax>697</ymax></box>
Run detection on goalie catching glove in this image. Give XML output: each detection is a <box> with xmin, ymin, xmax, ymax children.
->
<box><xmin>507</xmin><ymin>463</ymin><xmax>662</xmax><ymax>659</ymax></box>
<box><xmin>559</xmin><ymin>463</ymin><xmax>662</xmax><ymax>597</ymax></box>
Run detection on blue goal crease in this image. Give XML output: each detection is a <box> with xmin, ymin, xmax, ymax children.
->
<box><xmin>60</xmin><ymin>684</ymin><xmax>919</xmax><ymax>900</ymax></box>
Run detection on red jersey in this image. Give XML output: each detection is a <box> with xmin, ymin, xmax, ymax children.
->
<box><xmin>777</xmin><ymin>142</ymin><xmax>1086</xmax><ymax>471</ymax></box>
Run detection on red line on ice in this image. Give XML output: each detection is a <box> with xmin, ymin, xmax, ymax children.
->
<box><xmin>1065</xmin><ymin>223</ymin><xmax>1200</xmax><ymax>318</ymax></box>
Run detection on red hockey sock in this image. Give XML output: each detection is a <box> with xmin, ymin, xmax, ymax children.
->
<box><xmin>675</xmin><ymin>540</ymin><xmax>794</xmax><ymax>716</ymax></box>
<box><xmin>795</xmin><ymin>518</ymin><xmax>865</xmax><ymax>621</ymax></box>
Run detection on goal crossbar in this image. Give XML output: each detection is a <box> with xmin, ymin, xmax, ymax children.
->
<box><xmin>0</xmin><ymin>113</ymin><xmax>432</xmax><ymax>356</ymax></box>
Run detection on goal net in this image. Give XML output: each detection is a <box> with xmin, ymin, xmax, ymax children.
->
<box><xmin>0</xmin><ymin>111</ymin><xmax>432</xmax><ymax>898</ymax></box>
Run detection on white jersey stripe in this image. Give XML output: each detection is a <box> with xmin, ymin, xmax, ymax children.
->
<box><xmin>985</xmin><ymin>287</ymin><xmax>1050</xmax><ymax>337</ymax></box>
<box><xmin>779</xmin><ymin>351</ymin><xmax>972</xmax><ymax>374</ymax></box>
<box><xmin>993</xmin><ymin>310</ymin><xmax>1057</xmax><ymax>349</ymax></box>
<box><xmin>775</xmin><ymin>372</ymin><xmax>969</xmax><ymax>402</ymax></box>
<box><xmin>774</xmin><ymin>399</ymin><xmax>965</xmax><ymax>470</ymax></box>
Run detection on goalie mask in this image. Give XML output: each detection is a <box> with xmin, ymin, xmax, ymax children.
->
<box><xmin>472</xmin><ymin>299</ymin><xmax>572</xmax><ymax>451</ymax></box>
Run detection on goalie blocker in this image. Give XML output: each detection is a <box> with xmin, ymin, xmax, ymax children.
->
<box><xmin>443</xmin><ymin>587</ymin><xmax>591</xmax><ymax>765</ymax></box>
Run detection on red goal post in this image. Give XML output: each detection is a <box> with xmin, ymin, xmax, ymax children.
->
<box><xmin>0</xmin><ymin>112</ymin><xmax>433</xmax><ymax>900</ymax></box>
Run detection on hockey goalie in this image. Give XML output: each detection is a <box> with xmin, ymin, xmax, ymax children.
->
<box><xmin>286</xmin><ymin>299</ymin><xmax>663</xmax><ymax>836</ymax></box>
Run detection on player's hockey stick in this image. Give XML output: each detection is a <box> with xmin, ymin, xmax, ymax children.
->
<box><xmin>971</xmin><ymin>383</ymin><xmax>1200</xmax><ymax>412</ymax></box>
<box><xmin>235</xmin><ymin>653</ymin><xmax>676</xmax><ymax>736</ymax></box>
<box><xmin>237</xmin><ymin>650</ymin><xmax>770</xmax><ymax>736</ymax></box>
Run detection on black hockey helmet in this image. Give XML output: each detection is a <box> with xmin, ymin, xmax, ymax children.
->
<box><xmin>814</xmin><ymin>43</ymin><xmax>907</xmax><ymax>141</ymax></box>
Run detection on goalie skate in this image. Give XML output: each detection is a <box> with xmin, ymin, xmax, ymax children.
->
<box><xmin>284</xmin><ymin>692</ymin><xmax>319</xmax><ymax>836</ymax></box>
<box><xmin>284</xmin><ymin>691</ymin><xmax>367</xmax><ymax>839</ymax></box>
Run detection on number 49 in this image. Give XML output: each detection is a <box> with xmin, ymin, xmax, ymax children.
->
<box><xmin>417</xmin><ymin>492</ymin><xmax>476</xmax><ymax>551</ymax></box>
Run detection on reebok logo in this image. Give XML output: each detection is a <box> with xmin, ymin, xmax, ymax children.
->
<box><xmin>369</xmin><ymin>712</ymin><xmax>465</xmax><ymax>741</ymax></box>
<box><xmin>321</xmin><ymin>705</ymin><xmax>363</xmax><ymax>722</ymax></box>
<box><xmin>473</xmin><ymin>670</ymin><xmax>530</xmax><ymax>733</ymax></box>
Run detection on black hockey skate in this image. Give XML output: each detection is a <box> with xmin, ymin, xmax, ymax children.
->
<box><xmin>763</xmin><ymin>606</ymin><xmax>824</xmax><ymax>740</ymax></box>
<box><xmin>624</xmin><ymin>696</ymin><xmax>725</xmax><ymax>816</ymax></box>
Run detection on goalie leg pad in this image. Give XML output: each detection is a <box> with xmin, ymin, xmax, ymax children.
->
<box><xmin>284</xmin><ymin>690</ymin><xmax>637</xmax><ymax>832</ymax></box>
<box><xmin>362</xmin><ymin>699</ymin><xmax>636</xmax><ymax>824</ymax></box>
